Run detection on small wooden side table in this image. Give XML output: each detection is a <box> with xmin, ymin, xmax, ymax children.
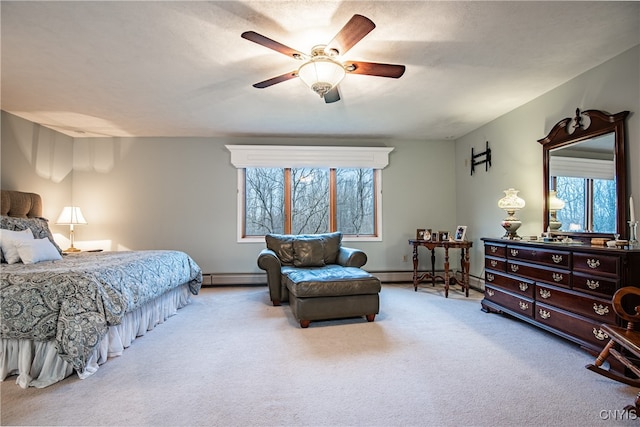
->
<box><xmin>408</xmin><ymin>239</ymin><xmax>473</xmax><ymax>297</ymax></box>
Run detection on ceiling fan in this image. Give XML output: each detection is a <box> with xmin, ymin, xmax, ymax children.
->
<box><xmin>241</xmin><ymin>14</ymin><xmax>406</xmax><ymax>103</ymax></box>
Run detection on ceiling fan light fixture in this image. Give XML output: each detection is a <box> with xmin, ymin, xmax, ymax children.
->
<box><xmin>297</xmin><ymin>57</ymin><xmax>345</xmax><ymax>97</ymax></box>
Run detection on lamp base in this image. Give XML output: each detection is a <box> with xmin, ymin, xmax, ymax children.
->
<box><xmin>64</xmin><ymin>247</ymin><xmax>81</xmax><ymax>253</ymax></box>
<box><xmin>548</xmin><ymin>221</ymin><xmax>562</xmax><ymax>231</ymax></box>
<box><xmin>501</xmin><ymin>218</ymin><xmax>522</xmax><ymax>240</ymax></box>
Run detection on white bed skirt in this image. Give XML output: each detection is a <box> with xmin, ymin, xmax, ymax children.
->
<box><xmin>1</xmin><ymin>284</ymin><xmax>192</xmax><ymax>388</ymax></box>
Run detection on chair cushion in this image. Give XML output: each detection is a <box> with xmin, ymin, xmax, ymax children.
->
<box><xmin>320</xmin><ymin>231</ymin><xmax>342</xmax><ymax>264</ymax></box>
<box><xmin>265</xmin><ymin>234</ymin><xmax>295</xmax><ymax>264</ymax></box>
<box><xmin>285</xmin><ymin>265</ymin><xmax>381</xmax><ymax>298</ymax></box>
<box><xmin>293</xmin><ymin>237</ymin><xmax>325</xmax><ymax>267</ymax></box>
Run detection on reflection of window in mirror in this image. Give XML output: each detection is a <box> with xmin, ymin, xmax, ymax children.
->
<box><xmin>549</xmin><ymin>133</ymin><xmax>616</xmax><ymax>233</ymax></box>
<box><xmin>553</xmin><ymin>177</ymin><xmax>616</xmax><ymax>233</ymax></box>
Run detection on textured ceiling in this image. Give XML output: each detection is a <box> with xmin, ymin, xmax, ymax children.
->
<box><xmin>2</xmin><ymin>1</ymin><xmax>639</xmax><ymax>140</ymax></box>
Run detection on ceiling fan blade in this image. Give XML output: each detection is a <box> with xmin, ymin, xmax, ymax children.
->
<box><xmin>325</xmin><ymin>14</ymin><xmax>375</xmax><ymax>55</ymax></box>
<box><xmin>345</xmin><ymin>61</ymin><xmax>406</xmax><ymax>78</ymax></box>
<box><xmin>241</xmin><ymin>31</ymin><xmax>307</xmax><ymax>60</ymax></box>
<box><xmin>324</xmin><ymin>86</ymin><xmax>341</xmax><ymax>103</ymax></box>
<box><xmin>252</xmin><ymin>71</ymin><xmax>298</xmax><ymax>88</ymax></box>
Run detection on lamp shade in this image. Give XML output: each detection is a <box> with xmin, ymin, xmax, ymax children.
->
<box><xmin>498</xmin><ymin>188</ymin><xmax>526</xmax><ymax>211</ymax></box>
<box><xmin>548</xmin><ymin>190</ymin><xmax>566</xmax><ymax>211</ymax></box>
<box><xmin>298</xmin><ymin>57</ymin><xmax>346</xmax><ymax>97</ymax></box>
<box><xmin>56</xmin><ymin>206</ymin><xmax>87</xmax><ymax>225</ymax></box>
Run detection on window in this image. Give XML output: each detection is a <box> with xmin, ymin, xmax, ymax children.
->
<box><xmin>244</xmin><ymin>167</ymin><xmax>376</xmax><ymax>237</ymax></box>
<box><xmin>550</xmin><ymin>156</ymin><xmax>616</xmax><ymax>233</ymax></box>
<box><xmin>554</xmin><ymin>176</ymin><xmax>616</xmax><ymax>233</ymax></box>
<box><xmin>227</xmin><ymin>145</ymin><xmax>393</xmax><ymax>242</ymax></box>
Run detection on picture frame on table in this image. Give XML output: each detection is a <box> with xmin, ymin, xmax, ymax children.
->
<box><xmin>423</xmin><ymin>229</ymin><xmax>432</xmax><ymax>241</ymax></box>
<box><xmin>416</xmin><ymin>229</ymin><xmax>426</xmax><ymax>240</ymax></box>
<box><xmin>431</xmin><ymin>231</ymin><xmax>439</xmax><ymax>242</ymax></box>
<box><xmin>439</xmin><ymin>231</ymin><xmax>450</xmax><ymax>242</ymax></box>
<box><xmin>454</xmin><ymin>225</ymin><xmax>468</xmax><ymax>242</ymax></box>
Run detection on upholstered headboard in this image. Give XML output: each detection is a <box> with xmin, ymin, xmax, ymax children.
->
<box><xmin>0</xmin><ymin>190</ymin><xmax>43</xmax><ymax>218</ymax></box>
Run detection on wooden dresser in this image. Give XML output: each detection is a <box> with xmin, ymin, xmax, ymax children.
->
<box><xmin>481</xmin><ymin>237</ymin><xmax>640</xmax><ymax>354</ymax></box>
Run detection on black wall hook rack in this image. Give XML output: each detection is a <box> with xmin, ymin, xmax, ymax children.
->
<box><xmin>471</xmin><ymin>141</ymin><xmax>491</xmax><ymax>175</ymax></box>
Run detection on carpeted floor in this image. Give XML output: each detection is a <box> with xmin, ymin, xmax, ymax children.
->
<box><xmin>2</xmin><ymin>284</ymin><xmax>639</xmax><ymax>426</ymax></box>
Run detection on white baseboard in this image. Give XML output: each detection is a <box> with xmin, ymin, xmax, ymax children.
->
<box><xmin>204</xmin><ymin>271</ymin><xmax>485</xmax><ymax>291</ymax></box>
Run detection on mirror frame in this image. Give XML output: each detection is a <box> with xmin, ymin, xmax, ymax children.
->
<box><xmin>538</xmin><ymin>108</ymin><xmax>630</xmax><ymax>240</ymax></box>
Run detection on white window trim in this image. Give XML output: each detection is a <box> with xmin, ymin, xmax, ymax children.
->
<box><xmin>227</xmin><ymin>145</ymin><xmax>394</xmax><ymax>243</ymax></box>
<box><xmin>226</xmin><ymin>145</ymin><xmax>394</xmax><ymax>169</ymax></box>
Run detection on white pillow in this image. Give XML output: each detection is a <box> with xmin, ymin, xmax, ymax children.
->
<box><xmin>0</xmin><ymin>229</ymin><xmax>35</xmax><ymax>264</ymax></box>
<box><xmin>16</xmin><ymin>238</ymin><xmax>63</xmax><ymax>264</ymax></box>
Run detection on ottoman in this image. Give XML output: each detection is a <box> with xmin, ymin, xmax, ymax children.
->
<box><xmin>283</xmin><ymin>265</ymin><xmax>381</xmax><ymax>328</ymax></box>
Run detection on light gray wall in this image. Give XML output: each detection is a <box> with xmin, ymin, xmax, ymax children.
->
<box><xmin>455</xmin><ymin>45</ymin><xmax>640</xmax><ymax>279</ymax></box>
<box><xmin>2</xmin><ymin>45</ymin><xmax>638</xmax><ymax>280</ymax></box>
<box><xmin>0</xmin><ymin>113</ymin><xmax>73</xmax><ymax>221</ymax></box>
<box><xmin>1</xmin><ymin>118</ymin><xmax>457</xmax><ymax>274</ymax></box>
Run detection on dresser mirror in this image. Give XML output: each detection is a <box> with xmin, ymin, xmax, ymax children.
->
<box><xmin>538</xmin><ymin>108</ymin><xmax>630</xmax><ymax>240</ymax></box>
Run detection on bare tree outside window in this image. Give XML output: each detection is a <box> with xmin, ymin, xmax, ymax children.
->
<box><xmin>245</xmin><ymin>168</ymin><xmax>284</xmax><ymax>235</ymax></box>
<box><xmin>336</xmin><ymin>168</ymin><xmax>374</xmax><ymax>235</ymax></box>
<box><xmin>243</xmin><ymin>167</ymin><xmax>377</xmax><ymax>237</ymax></box>
<box><xmin>291</xmin><ymin>168</ymin><xmax>329</xmax><ymax>234</ymax></box>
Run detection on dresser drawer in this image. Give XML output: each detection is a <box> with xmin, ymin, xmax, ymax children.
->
<box><xmin>535</xmin><ymin>302</ymin><xmax>611</xmax><ymax>350</ymax></box>
<box><xmin>484</xmin><ymin>270</ymin><xmax>534</xmax><ymax>297</ymax></box>
<box><xmin>485</xmin><ymin>243</ymin><xmax>506</xmax><ymax>258</ymax></box>
<box><xmin>485</xmin><ymin>257</ymin><xmax>506</xmax><ymax>272</ymax></box>
<box><xmin>535</xmin><ymin>283</ymin><xmax>615</xmax><ymax>323</ymax></box>
<box><xmin>572</xmin><ymin>272</ymin><xmax>618</xmax><ymax>298</ymax></box>
<box><xmin>507</xmin><ymin>245</ymin><xmax>570</xmax><ymax>268</ymax></box>
<box><xmin>484</xmin><ymin>285</ymin><xmax>534</xmax><ymax>318</ymax></box>
<box><xmin>506</xmin><ymin>260</ymin><xmax>571</xmax><ymax>288</ymax></box>
<box><xmin>573</xmin><ymin>252</ymin><xmax>619</xmax><ymax>277</ymax></box>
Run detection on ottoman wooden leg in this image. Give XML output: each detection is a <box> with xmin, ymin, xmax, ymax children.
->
<box><xmin>366</xmin><ymin>314</ymin><xmax>376</xmax><ymax>322</ymax></box>
<box><xmin>300</xmin><ymin>320</ymin><xmax>311</xmax><ymax>328</ymax></box>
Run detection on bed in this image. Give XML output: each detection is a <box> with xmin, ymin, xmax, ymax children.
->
<box><xmin>0</xmin><ymin>190</ymin><xmax>202</xmax><ymax>388</ymax></box>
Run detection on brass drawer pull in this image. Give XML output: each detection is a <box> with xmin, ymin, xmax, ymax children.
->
<box><xmin>510</xmin><ymin>264</ymin><xmax>520</xmax><ymax>273</ymax></box>
<box><xmin>539</xmin><ymin>309</ymin><xmax>551</xmax><ymax>319</ymax></box>
<box><xmin>586</xmin><ymin>279</ymin><xmax>600</xmax><ymax>290</ymax></box>
<box><xmin>490</xmin><ymin>246</ymin><xmax>498</xmax><ymax>253</ymax></box>
<box><xmin>490</xmin><ymin>260</ymin><xmax>498</xmax><ymax>267</ymax></box>
<box><xmin>552</xmin><ymin>273</ymin><xmax>563</xmax><ymax>282</ymax></box>
<box><xmin>593</xmin><ymin>328</ymin><xmax>609</xmax><ymax>341</ymax></box>
<box><xmin>486</xmin><ymin>289</ymin><xmax>495</xmax><ymax>297</ymax></box>
<box><xmin>539</xmin><ymin>289</ymin><xmax>551</xmax><ymax>299</ymax></box>
<box><xmin>552</xmin><ymin>254</ymin><xmax>563</xmax><ymax>264</ymax></box>
<box><xmin>519</xmin><ymin>282</ymin><xmax>529</xmax><ymax>292</ymax></box>
<box><xmin>510</xmin><ymin>249</ymin><xmax>519</xmax><ymax>256</ymax></box>
<box><xmin>519</xmin><ymin>301</ymin><xmax>529</xmax><ymax>310</ymax></box>
<box><xmin>486</xmin><ymin>273</ymin><xmax>495</xmax><ymax>282</ymax></box>
<box><xmin>593</xmin><ymin>303</ymin><xmax>610</xmax><ymax>316</ymax></box>
<box><xmin>587</xmin><ymin>258</ymin><xmax>601</xmax><ymax>269</ymax></box>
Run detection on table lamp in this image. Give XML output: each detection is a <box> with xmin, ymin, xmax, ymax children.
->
<box><xmin>548</xmin><ymin>190</ymin><xmax>566</xmax><ymax>231</ymax></box>
<box><xmin>498</xmin><ymin>188</ymin><xmax>526</xmax><ymax>239</ymax></box>
<box><xmin>56</xmin><ymin>206</ymin><xmax>87</xmax><ymax>252</ymax></box>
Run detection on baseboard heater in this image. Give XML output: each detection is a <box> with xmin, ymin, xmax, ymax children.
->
<box><xmin>202</xmin><ymin>271</ymin><xmax>484</xmax><ymax>292</ymax></box>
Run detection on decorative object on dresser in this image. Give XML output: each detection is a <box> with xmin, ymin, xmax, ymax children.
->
<box><xmin>55</xmin><ymin>206</ymin><xmax>87</xmax><ymax>252</ymax></box>
<box><xmin>547</xmin><ymin>190</ymin><xmax>566</xmax><ymax>231</ymax></box>
<box><xmin>497</xmin><ymin>188</ymin><xmax>526</xmax><ymax>239</ymax></box>
<box><xmin>481</xmin><ymin>238</ymin><xmax>640</xmax><ymax>358</ymax></box>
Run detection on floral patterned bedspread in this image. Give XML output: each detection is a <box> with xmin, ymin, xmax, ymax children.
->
<box><xmin>0</xmin><ymin>250</ymin><xmax>202</xmax><ymax>373</ymax></box>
